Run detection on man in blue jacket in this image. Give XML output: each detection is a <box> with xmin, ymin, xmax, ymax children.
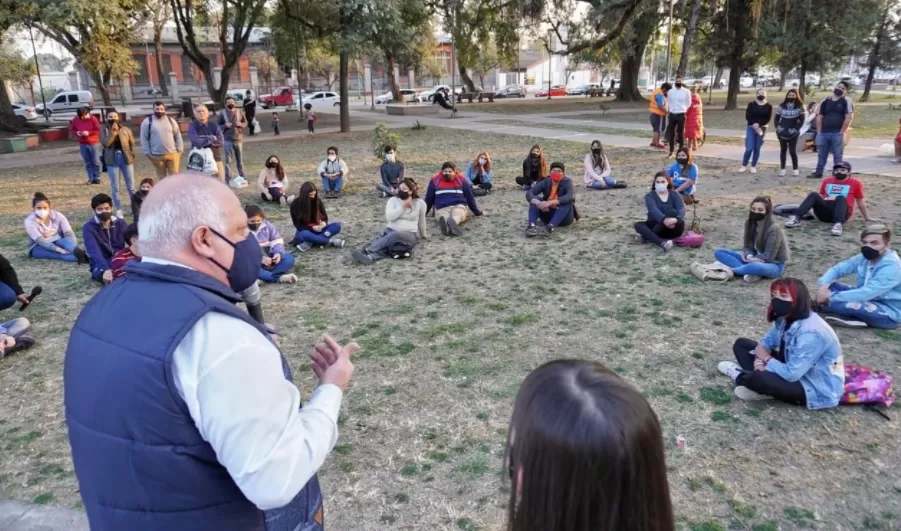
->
<box><xmin>816</xmin><ymin>223</ymin><xmax>901</xmax><ymax>329</ymax></box>
<box><xmin>187</xmin><ymin>104</ymin><xmax>225</xmax><ymax>181</ymax></box>
<box><xmin>82</xmin><ymin>193</ymin><xmax>127</xmax><ymax>284</ymax></box>
<box><xmin>424</xmin><ymin>161</ymin><xmax>483</xmax><ymax>237</ymax></box>
<box><xmin>525</xmin><ymin>161</ymin><xmax>577</xmax><ymax>237</ymax></box>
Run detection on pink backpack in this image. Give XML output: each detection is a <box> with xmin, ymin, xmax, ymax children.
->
<box><xmin>841</xmin><ymin>364</ymin><xmax>894</xmax><ymax>408</ymax></box>
<box><xmin>674</xmin><ymin>231</ymin><xmax>705</xmax><ymax>248</ymax></box>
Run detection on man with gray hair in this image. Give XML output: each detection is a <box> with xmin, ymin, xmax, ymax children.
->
<box><xmin>65</xmin><ymin>174</ymin><xmax>356</xmax><ymax>530</ymax></box>
<box><xmin>187</xmin><ymin>104</ymin><xmax>225</xmax><ymax>181</ymax></box>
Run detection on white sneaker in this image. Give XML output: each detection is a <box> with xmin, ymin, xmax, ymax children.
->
<box><xmin>825</xmin><ymin>315</ymin><xmax>869</xmax><ymax>328</ymax></box>
<box><xmin>750</xmin><ymin>166</ymin><xmax>757</xmax><ymax>174</ymax></box>
<box><xmin>734</xmin><ymin>386</ymin><xmax>773</xmax><ymax>401</ymax></box>
<box><xmin>738</xmin><ymin>166</ymin><xmax>747</xmax><ymax>173</ymax></box>
<box><xmin>661</xmin><ymin>240</ymin><xmax>674</xmax><ymax>252</ymax></box>
<box><xmin>296</xmin><ymin>242</ymin><xmax>313</xmax><ymax>252</ymax></box>
<box><xmin>743</xmin><ymin>274</ymin><xmax>762</xmax><ymax>283</ymax></box>
<box><xmin>329</xmin><ymin>237</ymin><xmax>345</xmax><ymax>248</ymax></box>
<box><xmin>784</xmin><ymin>216</ymin><xmax>801</xmax><ymax>228</ymax></box>
<box><xmin>278</xmin><ymin>274</ymin><xmax>298</xmax><ymax>284</ymax></box>
<box><xmin>778</xmin><ymin>169</ymin><xmax>786</xmax><ymax>176</ymax></box>
<box><xmin>279</xmin><ymin>195</ymin><xmax>287</xmax><ymax>207</ymax></box>
<box><xmin>831</xmin><ymin>223</ymin><xmax>843</xmax><ymax>236</ymax></box>
<box><xmin>792</xmin><ymin>169</ymin><xmax>800</xmax><ymax>176</ymax></box>
<box><xmin>717</xmin><ymin>361</ymin><xmax>742</xmax><ymax>382</ymax></box>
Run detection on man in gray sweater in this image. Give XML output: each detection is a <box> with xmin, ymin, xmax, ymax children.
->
<box><xmin>140</xmin><ymin>101</ymin><xmax>184</xmax><ymax>179</ymax></box>
<box><xmin>218</xmin><ymin>96</ymin><xmax>248</xmax><ymax>181</ymax></box>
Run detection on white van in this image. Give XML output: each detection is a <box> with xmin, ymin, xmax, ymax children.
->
<box><xmin>35</xmin><ymin>90</ymin><xmax>94</xmax><ymax>117</ymax></box>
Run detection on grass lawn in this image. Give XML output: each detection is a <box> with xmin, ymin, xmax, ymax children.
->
<box><xmin>1</xmin><ymin>126</ymin><xmax>900</xmax><ymax>530</ymax></box>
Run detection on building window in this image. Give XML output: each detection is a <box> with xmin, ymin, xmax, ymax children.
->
<box><xmin>162</xmin><ymin>55</ymin><xmax>173</xmax><ymax>77</ymax></box>
<box><xmin>182</xmin><ymin>57</ymin><xmax>196</xmax><ymax>82</ymax></box>
<box><xmin>133</xmin><ymin>54</ymin><xmax>149</xmax><ymax>85</ymax></box>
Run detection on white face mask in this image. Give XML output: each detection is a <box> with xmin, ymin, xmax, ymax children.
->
<box><xmin>655</xmin><ymin>183</ymin><xmax>668</xmax><ymax>193</ymax></box>
<box><xmin>328</xmin><ymin>154</ymin><xmax>337</xmax><ymax>162</ymax></box>
<box><xmin>479</xmin><ymin>157</ymin><xmax>487</xmax><ymax>165</ymax></box>
<box><xmin>35</xmin><ymin>208</ymin><xmax>49</xmax><ymax>219</ymax></box>
<box><xmin>385</xmin><ymin>153</ymin><xmax>395</xmax><ymax>162</ymax></box>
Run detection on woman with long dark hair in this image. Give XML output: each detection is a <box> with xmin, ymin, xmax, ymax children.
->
<box><xmin>634</xmin><ymin>171</ymin><xmax>685</xmax><ymax>252</ymax></box>
<box><xmin>352</xmin><ymin>177</ymin><xmax>427</xmax><ymax>265</ymax></box>
<box><xmin>505</xmin><ymin>359</ymin><xmax>675</xmax><ymax>531</ymax></box>
<box><xmin>515</xmin><ymin>144</ymin><xmax>548</xmax><ymax>189</ymax></box>
<box><xmin>719</xmin><ymin>278</ymin><xmax>844</xmax><ymax>407</ymax></box>
<box><xmin>583</xmin><ymin>139</ymin><xmax>626</xmax><ymax>189</ymax></box>
<box><xmin>289</xmin><ymin>181</ymin><xmax>344</xmax><ymax>251</ymax></box>
<box><xmin>665</xmin><ymin>147</ymin><xmax>699</xmax><ymax>203</ymax></box>
<box><xmin>774</xmin><ymin>89</ymin><xmax>806</xmax><ymax>176</ymax></box>
<box><xmin>739</xmin><ymin>87</ymin><xmax>774</xmax><ymax>174</ymax></box>
<box><xmin>258</xmin><ymin>155</ymin><xmax>293</xmax><ymax>205</ymax></box>
<box><xmin>712</xmin><ymin>196</ymin><xmax>789</xmax><ymax>282</ymax></box>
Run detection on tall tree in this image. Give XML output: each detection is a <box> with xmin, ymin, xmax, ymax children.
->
<box><xmin>708</xmin><ymin>0</ymin><xmax>763</xmax><ymax>109</ymax></box>
<box><xmin>169</xmin><ymin>0</ymin><xmax>268</xmax><ymax>105</ymax></box>
<box><xmin>366</xmin><ymin>0</ymin><xmax>431</xmax><ymax>100</ymax></box>
<box><xmin>859</xmin><ymin>0</ymin><xmax>901</xmax><ymax>101</ymax></box>
<box><xmin>676</xmin><ymin>0</ymin><xmax>702</xmax><ymax>77</ymax></box>
<box><xmin>151</xmin><ymin>0</ymin><xmax>172</xmax><ymax>96</ymax></box>
<box><xmin>31</xmin><ymin>53</ymin><xmax>69</xmax><ymax>71</ymax></box>
<box><xmin>0</xmin><ymin>0</ymin><xmax>36</xmax><ymax>129</ymax></box>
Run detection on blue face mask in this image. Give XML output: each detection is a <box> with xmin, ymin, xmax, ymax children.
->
<box><xmin>209</xmin><ymin>228</ymin><xmax>261</xmax><ymax>293</ymax></box>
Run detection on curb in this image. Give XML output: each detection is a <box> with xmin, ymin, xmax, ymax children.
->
<box><xmin>0</xmin><ymin>499</ymin><xmax>88</xmax><ymax>530</ymax></box>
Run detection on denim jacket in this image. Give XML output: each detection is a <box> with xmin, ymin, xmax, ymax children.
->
<box><xmin>817</xmin><ymin>250</ymin><xmax>901</xmax><ymax>323</ymax></box>
<box><xmin>760</xmin><ymin>313</ymin><xmax>844</xmax><ymax>410</ymax></box>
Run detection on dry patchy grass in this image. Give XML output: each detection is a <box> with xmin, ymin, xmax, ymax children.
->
<box><xmin>0</xmin><ymin>127</ymin><xmax>899</xmax><ymax>530</ymax></box>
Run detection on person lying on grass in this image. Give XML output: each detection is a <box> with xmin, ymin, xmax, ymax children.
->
<box><xmin>525</xmin><ymin>162</ymin><xmax>577</xmax><ymax>237</ymax></box>
<box><xmin>712</xmin><ymin>196</ymin><xmax>789</xmax><ymax>283</ymax></box>
<box><xmin>425</xmin><ymin>161</ymin><xmax>484</xmax><ymax>237</ymax></box>
<box><xmin>463</xmin><ymin>151</ymin><xmax>493</xmax><ymax>196</ymax></box>
<box><xmin>583</xmin><ymin>139</ymin><xmax>626</xmax><ymax>190</ymax></box>
<box><xmin>289</xmin><ymin>181</ymin><xmax>344</xmax><ymax>252</ymax></box>
<box><xmin>719</xmin><ymin>277</ymin><xmax>844</xmax><ymax>408</ymax></box>
<box><xmin>352</xmin><ymin>178</ymin><xmax>427</xmax><ymax>265</ymax></box>
<box><xmin>634</xmin><ymin>171</ymin><xmax>685</xmax><ymax>252</ymax></box>
<box><xmin>505</xmin><ymin>359</ymin><xmax>675</xmax><ymax>531</ymax></box>
<box><xmin>245</xmin><ymin>205</ymin><xmax>297</xmax><ymax>284</ymax></box>
<box><xmin>813</xmin><ymin>223</ymin><xmax>901</xmax><ymax>330</ymax></box>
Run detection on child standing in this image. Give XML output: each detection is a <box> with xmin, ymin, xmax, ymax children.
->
<box><xmin>304</xmin><ymin>103</ymin><xmax>316</xmax><ymax>134</ymax></box>
<box><xmin>272</xmin><ymin>112</ymin><xmax>280</xmax><ymax>136</ymax></box>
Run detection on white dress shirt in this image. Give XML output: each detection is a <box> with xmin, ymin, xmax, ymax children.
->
<box><xmin>667</xmin><ymin>87</ymin><xmax>692</xmax><ymax>114</ymax></box>
<box><xmin>142</xmin><ymin>256</ymin><xmax>343</xmax><ymax>510</ymax></box>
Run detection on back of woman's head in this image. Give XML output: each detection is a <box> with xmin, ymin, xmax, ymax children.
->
<box><xmin>32</xmin><ymin>192</ymin><xmax>49</xmax><ymax>208</ymax></box>
<box><xmin>506</xmin><ymin>360</ymin><xmax>674</xmax><ymax>531</ymax></box>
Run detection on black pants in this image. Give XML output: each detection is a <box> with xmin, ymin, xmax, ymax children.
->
<box><xmin>732</xmin><ymin>338</ymin><xmax>806</xmax><ymax>406</ymax></box>
<box><xmin>273</xmin><ymin>124</ymin><xmax>280</xmax><ymax>136</ymax></box>
<box><xmin>796</xmin><ymin>193</ymin><xmax>848</xmax><ymax>223</ymax></box>
<box><xmin>634</xmin><ymin>219</ymin><xmax>685</xmax><ymax>246</ymax></box>
<box><xmin>665</xmin><ymin>112</ymin><xmax>685</xmax><ymax>154</ymax></box>
<box><xmin>515</xmin><ymin>176</ymin><xmax>537</xmax><ymax>187</ymax></box>
<box><xmin>307</xmin><ymin>121</ymin><xmax>315</xmax><ymax>133</ymax></box>
<box><xmin>778</xmin><ymin>136</ymin><xmax>798</xmax><ymax>170</ymax></box>
<box><xmin>471</xmin><ymin>175</ymin><xmax>492</xmax><ymax>196</ymax></box>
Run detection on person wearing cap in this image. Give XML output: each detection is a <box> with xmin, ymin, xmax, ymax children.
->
<box><xmin>784</xmin><ymin>161</ymin><xmax>872</xmax><ymax>237</ymax></box>
<box><xmin>815</xmin><ymin>223</ymin><xmax>901</xmax><ymax>329</ymax></box>
<box><xmin>525</xmin><ymin>161</ymin><xmax>577</xmax><ymax>237</ymax></box>
<box><xmin>424</xmin><ymin>161</ymin><xmax>483</xmax><ymax>237</ymax></box>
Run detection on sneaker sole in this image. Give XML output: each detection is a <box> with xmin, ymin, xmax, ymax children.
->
<box><xmin>824</xmin><ymin>316</ymin><xmax>868</xmax><ymax>328</ymax></box>
<box><xmin>447</xmin><ymin>218</ymin><xmax>463</xmax><ymax>237</ymax></box>
<box><xmin>438</xmin><ymin>217</ymin><xmax>449</xmax><ymax>236</ymax></box>
<box><xmin>734</xmin><ymin>386</ymin><xmax>774</xmax><ymax>401</ymax></box>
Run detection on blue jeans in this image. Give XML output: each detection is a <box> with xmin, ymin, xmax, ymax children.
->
<box><xmin>528</xmin><ymin>204</ymin><xmax>574</xmax><ymax>227</ymax></box>
<box><xmin>259</xmin><ymin>253</ymin><xmax>296</xmax><ymax>283</ymax></box>
<box><xmin>80</xmin><ymin>144</ymin><xmax>102</xmax><ymax>183</ymax></box>
<box><xmin>822</xmin><ymin>282</ymin><xmax>900</xmax><ymax>329</ymax></box>
<box><xmin>0</xmin><ymin>282</ymin><xmax>17</xmax><ymax>311</ymax></box>
<box><xmin>107</xmin><ymin>151</ymin><xmax>135</xmax><ymax>210</ymax></box>
<box><xmin>29</xmin><ymin>237</ymin><xmax>78</xmax><ymax>262</ymax></box>
<box><xmin>713</xmin><ymin>248</ymin><xmax>785</xmax><ymax>278</ymax></box>
<box><xmin>587</xmin><ymin>177</ymin><xmax>617</xmax><ymax>189</ymax></box>
<box><xmin>224</xmin><ymin>140</ymin><xmax>245</xmax><ymax>180</ymax></box>
<box><xmin>322</xmin><ymin>176</ymin><xmax>344</xmax><ymax>192</ymax></box>
<box><xmin>296</xmin><ymin>222</ymin><xmax>342</xmax><ymax>246</ymax></box>
<box><xmin>741</xmin><ymin>127</ymin><xmax>764</xmax><ymax>167</ymax></box>
<box><xmin>815</xmin><ymin>132</ymin><xmax>844</xmax><ymax>174</ymax></box>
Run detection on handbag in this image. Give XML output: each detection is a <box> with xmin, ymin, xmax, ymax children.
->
<box><xmin>186</xmin><ymin>147</ymin><xmax>217</xmax><ymax>175</ymax></box>
<box><xmin>689</xmin><ymin>261</ymin><xmax>734</xmax><ymax>282</ymax></box>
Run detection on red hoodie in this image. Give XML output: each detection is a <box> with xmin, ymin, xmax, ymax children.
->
<box><xmin>70</xmin><ymin>115</ymin><xmax>101</xmax><ymax>145</ymax></box>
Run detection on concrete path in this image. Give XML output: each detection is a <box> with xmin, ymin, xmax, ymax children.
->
<box><xmin>0</xmin><ymin>500</ymin><xmax>87</xmax><ymax>530</ymax></box>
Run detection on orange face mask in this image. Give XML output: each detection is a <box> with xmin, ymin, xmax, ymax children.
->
<box><xmin>549</xmin><ymin>171</ymin><xmax>564</xmax><ymax>182</ymax></box>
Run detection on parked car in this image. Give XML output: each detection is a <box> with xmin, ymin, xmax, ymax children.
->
<box><xmin>535</xmin><ymin>85</ymin><xmax>568</xmax><ymax>97</ymax></box>
<box><xmin>260</xmin><ymin>87</ymin><xmax>296</xmax><ymax>108</ymax></box>
<box><xmin>701</xmin><ymin>76</ymin><xmax>726</xmax><ymax>88</ymax></box>
<box><xmin>202</xmin><ymin>90</ymin><xmax>247</xmax><ymax>109</ymax></box>
<box><xmin>418</xmin><ymin>85</ymin><xmax>464</xmax><ymax>102</ymax></box>
<box><xmin>12</xmin><ymin>103</ymin><xmax>38</xmax><ymax>121</ymax></box>
<box><xmin>566</xmin><ymin>83</ymin><xmax>600</xmax><ymax>95</ymax></box>
<box><xmin>840</xmin><ymin>75</ymin><xmax>861</xmax><ymax>87</ymax></box>
<box><xmin>739</xmin><ymin>76</ymin><xmax>755</xmax><ymax>88</ymax></box>
<box><xmin>375</xmin><ymin>89</ymin><xmax>419</xmax><ymax>104</ymax></box>
<box><xmin>301</xmin><ymin>91</ymin><xmax>340</xmax><ymax>108</ymax></box>
<box><xmin>494</xmin><ymin>85</ymin><xmax>527</xmax><ymax>98</ymax></box>
<box><xmin>35</xmin><ymin>90</ymin><xmax>94</xmax><ymax>117</ymax></box>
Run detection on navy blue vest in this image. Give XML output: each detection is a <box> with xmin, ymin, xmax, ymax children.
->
<box><xmin>64</xmin><ymin>261</ymin><xmax>323</xmax><ymax>531</ymax></box>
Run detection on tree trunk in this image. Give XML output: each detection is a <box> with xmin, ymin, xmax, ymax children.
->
<box><xmin>616</xmin><ymin>8</ymin><xmax>658</xmax><ymax>102</ymax></box>
<box><xmin>458</xmin><ymin>62</ymin><xmax>476</xmax><ymax>92</ymax></box>
<box><xmin>90</xmin><ymin>71</ymin><xmax>113</xmax><ymax>107</ymax></box>
<box><xmin>713</xmin><ymin>67</ymin><xmax>723</xmax><ymax>89</ymax></box>
<box><xmin>0</xmin><ymin>74</ymin><xmax>32</xmax><ymax>133</ymax></box>
<box><xmin>615</xmin><ymin>53</ymin><xmax>644</xmax><ymax>101</ymax></box>
<box><xmin>725</xmin><ymin>63</ymin><xmax>741</xmax><ymax>110</ymax></box>
<box><xmin>339</xmin><ymin>51</ymin><xmax>349</xmax><ymax>132</ymax></box>
<box><xmin>778</xmin><ymin>66</ymin><xmax>789</xmax><ymax>91</ymax></box>
<box><xmin>154</xmin><ymin>33</ymin><xmax>169</xmax><ymax>97</ymax></box>
<box><xmin>385</xmin><ymin>51</ymin><xmax>401</xmax><ymax>102</ymax></box>
<box><xmin>799</xmin><ymin>63</ymin><xmax>807</xmax><ymax>100</ymax></box>
<box><xmin>676</xmin><ymin>0</ymin><xmax>702</xmax><ymax>77</ymax></box>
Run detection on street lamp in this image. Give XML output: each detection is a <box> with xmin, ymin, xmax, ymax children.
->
<box><xmin>546</xmin><ymin>30</ymin><xmax>552</xmax><ymax>100</ymax></box>
<box><xmin>450</xmin><ymin>0</ymin><xmax>457</xmax><ymax>117</ymax></box>
<box><xmin>664</xmin><ymin>0</ymin><xmax>674</xmax><ymax>81</ymax></box>
<box><xmin>26</xmin><ymin>21</ymin><xmax>49</xmax><ymax>124</ymax></box>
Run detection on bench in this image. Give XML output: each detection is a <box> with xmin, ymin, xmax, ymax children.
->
<box><xmin>386</xmin><ymin>104</ymin><xmax>439</xmax><ymax>116</ymax></box>
<box><xmin>458</xmin><ymin>92</ymin><xmax>496</xmax><ymax>103</ymax></box>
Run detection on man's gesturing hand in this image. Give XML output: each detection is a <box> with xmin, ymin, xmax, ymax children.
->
<box><xmin>310</xmin><ymin>334</ymin><xmax>357</xmax><ymax>392</ymax></box>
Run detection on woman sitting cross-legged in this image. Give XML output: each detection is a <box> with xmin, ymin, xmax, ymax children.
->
<box><xmin>583</xmin><ymin>139</ymin><xmax>626</xmax><ymax>190</ymax></box>
<box><xmin>463</xmin><ymin>151</ymin><xmax>493</xmax><ymax>196</ymax></box>
<box><xmin>634</xmin><ymin>171</ymin><xmax>685</xmax><ymax>252</ymax></box>
<box><xmin>24</xmin><ymin>193</ymin><xmax>89</xmax><ymax>264</ymax></box>
<box><xmin>245</xmin><ymin>205</ymin><xmax>297</xmax><ymax>284</ymax></box>
<box><xmin>712</xmin><ymin>196</ymin><xmax>789</xmax><ymax>282</ymax></box>
<box><xmin>666</xmin><ymin>147</ymin><xmax>699</xmax><ymax>204</ymax></box>
<box><xmin>289</xmin><ymin>181</ymin><xmax>344</xmax><ymax>252</ymax></box>
<box><xmin>258</xmin><ymin>155</ymin><xmax>294</xmax><ymax>206</ymax></box>
<box><xmin>352</xmin><ymin>178</ymin><xmax>427</xmax><ymax>265</ymax></box>
<box><xmin>515</xmin><ymin>144</ymin><xmax>547</xmax><ymax>190</ymax></box>
<box><xmin>718</xmin><ymin>277</ymin><xmax>844</xmax><ymax>407</ymax></box>
<box><xmin>317</xmin><ymin>145</ymin><xmax>349</xmax><ymax>198</ymax></box>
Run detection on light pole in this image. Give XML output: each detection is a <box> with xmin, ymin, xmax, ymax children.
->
<box><xmin>664</xmin><ymin>0</ymin><xmax>674</xmax><ymax>81</ymax></box>
<box><xmin>546</xmin><ymin>31</ymin><xmax>552</xmax><ymax>100</ymax></box>
<box><xmin>27</xmin><ymin>22</ymin><xmax>49</xmax><ymax>124</ymax></box>
<box><xmin>450</xmin><ymin>0</ymin><xmax>457</xmax><ymax>116</ymax></box>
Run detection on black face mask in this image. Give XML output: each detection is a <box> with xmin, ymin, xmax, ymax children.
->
<box><xmin>530</xmin><ymin>152</ymin><xmax>539</xmax><ymax>158</ymax></box>
<box><xmin>771</xmin><ymin>298</ymin><xmax>792</xmax><ymax>318</ymax></box>
<box><xmin>676</xmin><ymin>157</ymin><xmax>688</xmax><ymax>164</ymax></box>
<box><xmin>108</xmin><ymin>120</ymin><xmax>117</xmax><ymax>126</ymax></box>
<box><xmin>861</xmin><ymin>246</ymin><xmax>881</xmax><ymax>260</ymax></box>
<box><xmin>591</xmin><ymin>148</ymin><xmax>601</xmax><ymax>154</ymax></box>
<box><xmin>750</xmin><ymin>212</ymin><xmax>765</xmax><ymax>222</ymax></box>
<box><xmin>675</xmin><ymin>83</ymin><xmax>683</xmax><ymax>88</ymax></box>
<box><xmin>834</xmin><ymin>172</ymin><xmax>849</xmax><ymax>180</ymax></box>
<box><xmin>834</xmin><ymin>89</ymin><xmax>844</xmax><ymax>97</ymax></box>
<box><xmin>227</xmin><ymin>104</ymin><xmax>235</xmax><ymax>109</ymax></box>
<box><xmin>756</xmin><ymin>95</ymin><xmax>766</xmax><ymax>101</ymax></box>
<box><xmin>96</xmin><ymin>211</ymin><xmax>112</xmax><ymax>222</ymax></box>
<box><xmin>787</xmin><ymin>96</ymin><xmax>797</xmax><ymax>101</ymax></box>
<box><xmin>248</xmin><ymin>222</ymin><xmax>261</xmax><ymax>232</ymax></box>
<box><xmin>442</xmin><ymin>172</ymin><xmax>454</xmax><ymax>180</ymax></box>
<box><xmin>266</xmin><ymin>161</ymin><xmax>277</xmax><ymax>169</ymax></box>
<box><xmin>397</xmin><ymin>190</ymin><xmax>410</xmax><ymax>200</ymax></box>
